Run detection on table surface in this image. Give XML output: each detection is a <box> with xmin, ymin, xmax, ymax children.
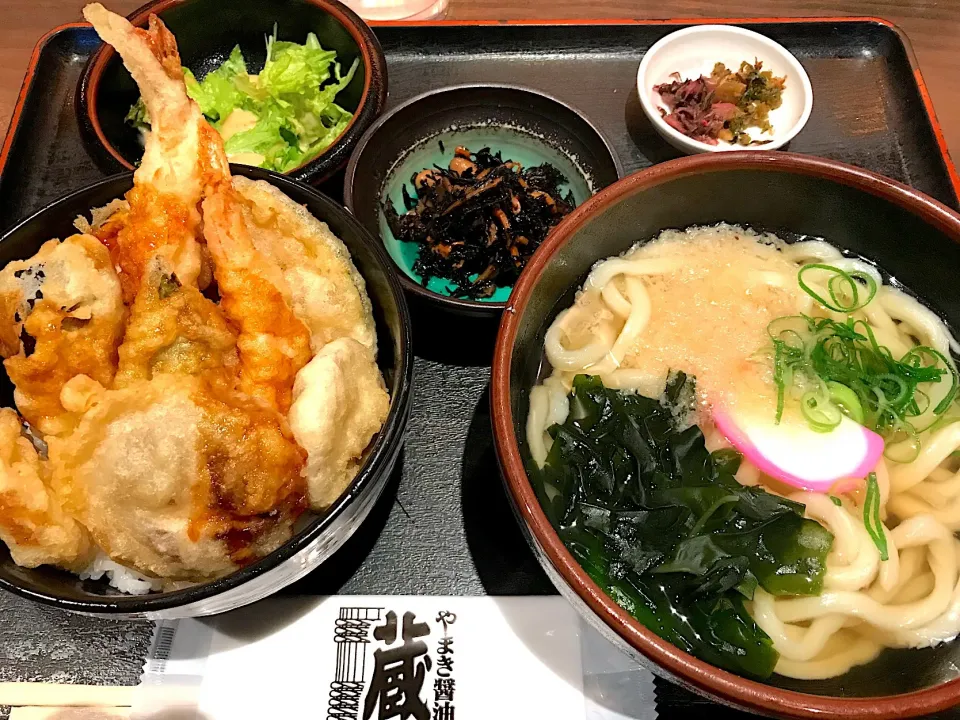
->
<box><xmin>0</xmin><ymin>0</ymin><xmax>959</xmax><ymax>163</ymax></box>
<box><xmin>0</xmin><ymin>0</ymin><xmax>958</xmax><ymax>716</ymax></box>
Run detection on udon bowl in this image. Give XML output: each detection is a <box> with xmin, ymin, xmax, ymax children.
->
<box><xmin>0</xmin><ymin>167</ymin><xmax>412</xmax><ymax>619</ymax></box>
<box><xmin>491</xmin><ymin>152</ymin><xmax>960</xmax><ymax>718</ymax></box>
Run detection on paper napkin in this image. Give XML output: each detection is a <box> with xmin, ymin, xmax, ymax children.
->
<box><xmin>134</xmin><ymin>595</ymin><xmax>658</xmax><ymax>719</ymax></box>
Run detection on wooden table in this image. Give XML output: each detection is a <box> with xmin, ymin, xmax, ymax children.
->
<box><xmin>1</xmin><ymin>0</ymin><xmax>958</xmax><ymax>162</ymax></box>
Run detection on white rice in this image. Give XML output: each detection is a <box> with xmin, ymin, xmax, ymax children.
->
<box><xmin>79</xmin><ymin>552</ymin><xmax>162</xmax><ymax>595</ymax></box>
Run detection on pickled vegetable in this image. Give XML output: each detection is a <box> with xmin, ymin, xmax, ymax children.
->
<box><xmin>654</xmin><ymin>59</ymin><xmax>786</xmax><ymax>146</ymax></box>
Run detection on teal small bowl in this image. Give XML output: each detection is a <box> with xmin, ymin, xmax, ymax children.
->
<box><xmin>344</xmin><ymin>84</ymin><xmax>623</xmax><ymax>317</ymax></box>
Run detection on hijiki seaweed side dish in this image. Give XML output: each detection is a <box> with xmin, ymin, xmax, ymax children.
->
<box><xmin>383</xmin><ymin>146</ymin><xmax>575</xmax><ymax>300</ymax></box>
<box><xmin>655</xmin><ymin>60</ymin><xmax>786</xmax><ymax>146</ymax></box>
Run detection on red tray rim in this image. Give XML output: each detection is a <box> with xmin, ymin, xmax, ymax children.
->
<box><xmin>2</xmin><ymin>17</ymin><xmax>958</xmax><ymax>201</ymax></box>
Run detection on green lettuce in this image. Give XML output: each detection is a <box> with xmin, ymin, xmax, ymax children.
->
<box><xmin>125</xmin><ymin>30</ymin><xmax>358</xmax><ymax>172</ymax></box>
<box><xmin>182</xmin><ymin>46</ymin><xmax>247</xmax><ymax>123</ymax></box>
<box><xmin>259</xmin><ymin>32</ymin><xmax>337</xmax><ymax>95</ymax></box>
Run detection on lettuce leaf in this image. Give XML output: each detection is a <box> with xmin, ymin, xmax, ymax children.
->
<box><xmin>223</xmin><ymin>103</ymin><xmax>300</xmax><ymax>172</ymax></box>
<box><xmin>259</xmin><ymin>32</ymin><xmax>337</xmax><ymax>97</ymax></box>
<box><xmin>125</xmin><ymin>30</ymin><xmax>356</xmax><ymax>172</ymax></box>
<box><xmin>124</xmin><ymin>98</ymin><xmax>151</xmax><ymax>133</ymax></box>
<box><xmin>183</xmin><ymin>46</ymin><xmax>248</xmax><ymax>123</ymax></box>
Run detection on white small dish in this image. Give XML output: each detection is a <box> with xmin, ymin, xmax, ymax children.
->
<box><xmin>637</xmin><ymin>25</ymin><xmax>813</xmax><ymax>155</ymax></box>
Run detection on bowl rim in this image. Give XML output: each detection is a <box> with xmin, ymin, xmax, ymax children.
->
<box><xmin>491</xmin><ymin>151</ymin><xmax>960</xmax><ymax>719</ymax></box>
<box><xmin>343</xmin><ymin>82</ymin><xmax>624</xmax><ymax>317</ymax></box>
<box><xmin>75</xmin><ymin>0</ymin><xmax>388</xmax><ymax>184</ymax></box>
<box><xmin>636</xmin><ymin>24</ymin><xmax>814</xmax><ymax>154</ymax></box>
<box><xmin>0</xmin><ymin>166</ymin><xmax>413</xmax><ymax>613</ymax></box>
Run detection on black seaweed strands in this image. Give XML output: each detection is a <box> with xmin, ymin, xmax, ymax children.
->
<box><xmin>383</xmin><ymin>146</ymin><xmax>576</xmax><ymax>300</ymax></box>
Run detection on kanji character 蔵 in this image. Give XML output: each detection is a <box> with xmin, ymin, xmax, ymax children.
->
<box><xmin>362</xmin><ymin>611</ymin><xmax>432</xmax><ymax>720</ymax></box>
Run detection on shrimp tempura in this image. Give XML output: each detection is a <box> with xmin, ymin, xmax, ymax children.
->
<box><xmin>203</xmin><ymin>187</ymin><xmax>311</xmax><ymax>413</ymax></box>
<box><xmin>83</xmin><ymin>3</ymin><xmax>231</xmax><ymax>300</ymax></box>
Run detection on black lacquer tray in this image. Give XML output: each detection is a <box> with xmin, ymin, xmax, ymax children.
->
<box><xmin>0</xmin><ymin>18</ymin><xmax>958</xmax><ymax>720</ymax></box>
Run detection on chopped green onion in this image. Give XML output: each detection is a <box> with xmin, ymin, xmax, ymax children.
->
<box><xmin>912</xmin><ymin>388</ymin><xmax>931</xmax><ymax>416</ymax></box>
<box><xmin>800</xmin><ymin>390</ymin><xmax>842</xmax><ymax>432</ymax></box>
<box><xmin>924</xmin><ymin>412</ymin><xmax>960</xmax><ymax>436</ymax></box>
<box><xmin>830</xmin><ymin>496</ymin><xmax>843</xmax><ymax>507</ymax></box>
<box><xmin>772</xmin><ymin>339</ymin><xmax>787</xmax><ymax>424</ymax></box>
<box><xmin>863</xmin><ymin>472</ymin><xmax>889</xmax><ymax>561</ymax></box>
<box><xmin>827</xmin><ymin>381</ymin><xmax>864</xmax><ymax>424</ymax></box>
<box><xmin>766</xmin><ymin>311</ymin><xmax>959</xmax><ymax>439</ymax></box>
<box><xmin>797</xmin><ymin>264</ymin><xmax>878</xmax><ymax>313</ymax></box>
<box><xmin>768</xmin><ymin>316</ymin><xmax>809</xmax><ymax>425</ymax></box>
<box><xmin>883</xmin><ymin>431</ymin><xmax>921</xmax><ymax>463</ymax></box>
<box><xmin>767</xmin><ymin>315</ymin><xmax>810</xmax><ymax>347</ymax></box>
<box><xmin>875</xmin><ymin>373</ymin><xmax>910</xmax><ymax>405</ymax></box>
<box><xmin>902</xmin><ymin>346</ymin><xmax>959</xmax><ymax>414</ymax></box>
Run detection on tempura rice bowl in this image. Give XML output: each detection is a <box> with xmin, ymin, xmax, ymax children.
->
<box><xmin>0</xmin><ymin>167</ymin><xmax>411</xmax><ymax>619</ymax></box>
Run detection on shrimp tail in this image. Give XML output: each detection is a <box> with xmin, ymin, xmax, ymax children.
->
<box><xmin>84</xmin><ymin>3</ymin><xmax>231</xmax><ymax>296</ymax></box>
<box><xmin>144</xmin><ymin>13</ymin><xmax>184</xmax><ymax>81</ymax></box>
<box><xmin>83</xmin><ymin>3</ymin><xmax>230</xmax><ymax>198</ymax></box>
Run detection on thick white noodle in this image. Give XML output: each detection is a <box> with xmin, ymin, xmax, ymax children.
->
<box><xmin>601</xmin><ymin>280</ymin><xmax>632</xmax><ymax>318</ymax></box>
<box><xmin>771</xmin><ymin>517</ymin><xmax>956</xmax><ymax>630</ymax></box>
<box><xmin>544</xmin><ymin>307</ymin><xmax>614</xmax><ymax>371</ymax></box>
<box><xmin>584</xmin><ymin>256</ymin><xmax>680</xmax><ymax>292</ymax></box>
<box><xmin>878</xmin><ymin>285</ymin><xmax>960</xmax><ymax>356</ymax></box>
<box><xmin>735</xmin><ymin>462</ymin><xmax>761</xmax><ymax>486</ymax></box>
<box><xmin>607</xmin><ymin>278</ymin><xmax>652</xmax><ymax>368</ymax></box>
<box><xmin>860</xmin><ymin>302</ymin><xmax>913</xmax><ymax>359</ymax></box>
<box><xmin>526</xmin><ymin>385</ymin><xmax>551</xmax><ymax>468</ymax></box>
<box><xmin>771</xmin><ymin>634</ymin><xmax>883</xmax><ymax>680</ymax></box>
<box><xmin>526</xmin><ymin>377</ymin><xmax>571</xmax><ymax>467</ymax></box>
<box><xmin>890</xmin><ymin>424</ymin><xmax>960</xmax><ymax>494</ymax></box>
<box><xmin>781</xmin><ymin>240</ymin><xmax>843</xmax><ymax>263</ymax></box>
<box><xmin>598</xmin><ymin>369</ymin><xmax>664</xmax><ymax>396</ymax></box>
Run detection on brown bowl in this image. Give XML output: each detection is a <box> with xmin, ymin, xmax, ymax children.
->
<box><xmin>76</xmin><ymin>0</ymin><xmax>387</xmax><ymax>184</ymax></box>
<box><xmin>491</xmin><ymin>151</ymin><xmax>960</xmax><ymax>718</ymax></box>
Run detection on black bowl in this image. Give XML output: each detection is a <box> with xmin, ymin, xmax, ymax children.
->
<box><xmin>77</xmin><ymin>0</ymin><xmax>388</xmax><ymax>185</ymax></box>
<box><xmin>492</xmin><ymin>152</ymin><xmax>960</xmax><ymax>718</ymax></box>
<box><xmin>344</xmin><ymin>84</ymin><xmax>623</xmax><ymax>320</ymax></box>
<box><xmin>0</xmin><ymin>166</ymin><xmax>412</xmax><ymax>619</ymax></box>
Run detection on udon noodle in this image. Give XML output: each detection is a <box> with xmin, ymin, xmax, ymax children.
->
<box><xmin>527</xmin><ymin>224</ymin><xmax>960</xmax><ymax>680</ymax></box>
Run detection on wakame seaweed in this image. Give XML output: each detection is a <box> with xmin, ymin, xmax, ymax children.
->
<box><xmin>383</xmin><ymin>146</ymin><xmax>575</xmax><ymax>300</ymax></box>
<box><xmin>532</xmin><ymin>373</ymin><xmax>834</xmax><ymax>679</ymax></box>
